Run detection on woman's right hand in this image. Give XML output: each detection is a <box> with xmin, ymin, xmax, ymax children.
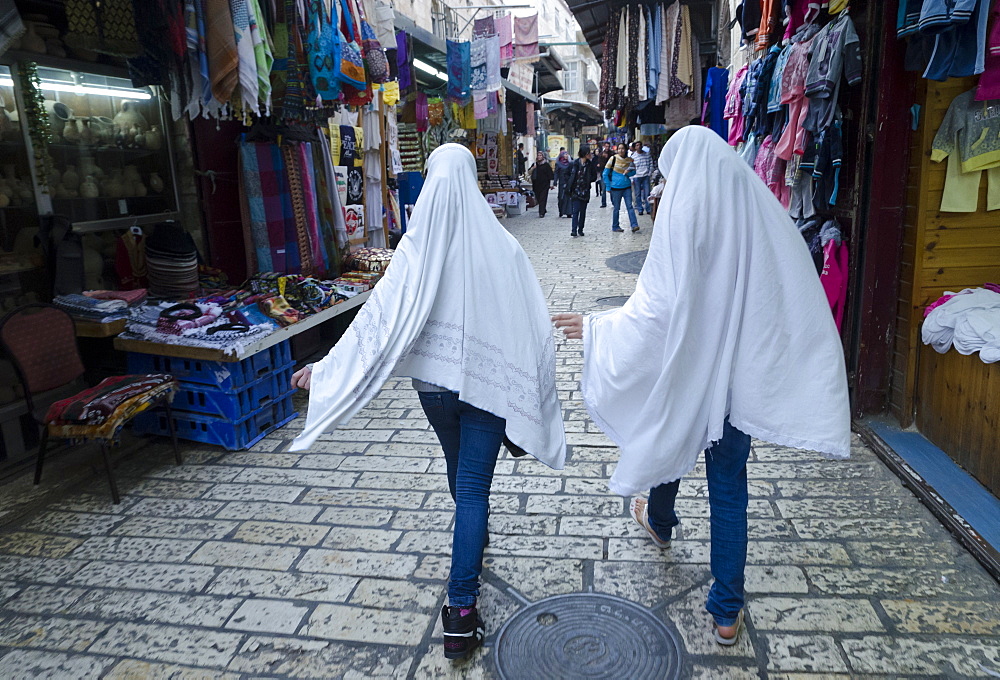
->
<box><xmin>552</xmin><ymin>313</ymin><xmax>584</xmax><ymax>340</ymax></box>
<box><xmin>291</xmin><ymin>365</ymin><xmax>313</xmax><ymax>390</ymax></box>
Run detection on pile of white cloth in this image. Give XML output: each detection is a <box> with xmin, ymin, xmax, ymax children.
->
<box><xmin>922</xmin><ymin>288</ymin><xmax>1000</xmax><ymax>363</ymax></box>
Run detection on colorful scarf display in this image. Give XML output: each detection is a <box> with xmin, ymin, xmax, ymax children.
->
<box><xmin>447</xmin><ymin>39</ymin><xmax>471</xmax><ymax>103</ymax></box>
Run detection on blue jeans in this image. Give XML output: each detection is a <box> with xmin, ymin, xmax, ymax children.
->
<box><xmin>633</xmin><ymin>175</ymin><xmax>651</xmax><ymax>214</ymax></box>
<box><xmin>571</xmin><ymin>198</ymin><xmax>588</xmax><ymax>234</ymax></box>
<box><xmin>647</xmin><ymin>419</ymin><xmax>752</xmax><ymax>627</ymax></box>
<box><xmin>610</xmin><ymin>188</ymin><xmax>638</xmax><ymax>230</ymax></box>
<box><xmin>418</xmin><ymin>391</ymin><xmax>506</xmax><ymax>608</ymax></box>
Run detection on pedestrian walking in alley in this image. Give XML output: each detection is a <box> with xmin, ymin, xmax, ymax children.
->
<box><xmin>515</xmin><ymin>143</ymin><xmax>527</xmax><ymax>177</ymax></box>
<box><xmin>595</xmin><ymin>144</ymin><xmax>612</xmax><ymax>207</ymax></box>
<box><xmin>529</xmin><ymin>151</ymin><xmax>554</xmax><ymax>218</ymax></box>
<box><xmin>604</xmin><ymin>143</ymin><xmax>640</xmax><ymax>233</ymax></box>
<box><xmin>554</xmin><ymin>148</ymin><xmax>572</xmax><ymax>218</ymax></box>
<box><xmin>553</xmin><ymin>126</ymin><xmax>850</xmax><ymax>646</ymax></box>
<box><xmin>566</xmin><ymin>145</ymin><xmax>596</xmax><ymax>237</ymax></box>
<box><xmin>288</xmin><ymin>143</ymin><xmax>566</xmax><ymax>661</ymax></box>
<box><xmin>631</xmin><ymin>143</ymin><xmax>654</xmax><ymax>215</ymax></box>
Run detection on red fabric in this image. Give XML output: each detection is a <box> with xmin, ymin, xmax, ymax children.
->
<box><xmin>45</xmin><ymin>374</ymin><xmax>174</xmax><ymax>425</ymax></box>
<box><xmin>820</xmin><ymin>240</ymin><xmax>849</xmax><ymax>331</ymax></box>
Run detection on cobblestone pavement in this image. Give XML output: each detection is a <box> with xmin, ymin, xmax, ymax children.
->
<box><xmin>1</xmin><ymin>206</ymin><xmax>999</xmax><ymax>679</ymax></box>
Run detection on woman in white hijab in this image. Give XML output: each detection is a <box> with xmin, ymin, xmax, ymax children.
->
<box><xmin>554</xmin><ymin>126</ymin><xmax>850</xmax><ymax>645</ymax></box>
<box><xmin>290</xmin><ymin>143</ymin><xmax>565</xmax><ymax>660</ymax></box>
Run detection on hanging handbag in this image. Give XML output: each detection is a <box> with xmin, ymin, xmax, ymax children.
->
<box><xmin>338</xmin><ymin>0</ymin><xmax>367</xmax><ymax>88</ymax></box>
<box><xmin>360</xmin><ymin>19</ymin><xmax>389</xmax><ymax>83</ymax></box>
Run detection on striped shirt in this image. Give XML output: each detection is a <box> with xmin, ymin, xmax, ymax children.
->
<box><xmin>631</xmin><ymin>150</ymin><xmax>653</xmax><ymax>177</ymax></box>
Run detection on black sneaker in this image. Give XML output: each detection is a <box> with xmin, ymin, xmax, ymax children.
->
<box><xmin>442</xmin><ymin>605</ymin><xmax>485</xmax><ymax>659</ymax></box>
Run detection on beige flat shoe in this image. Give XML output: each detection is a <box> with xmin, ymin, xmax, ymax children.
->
<box><xmin>714</xmin><ymin>609</ymin><xmax>745</xmax><ymax>646</ymax></box>
<box><xmin>629</xmin><ymin>497</ymin><xmax>670</xmax><ymax>549</ymax></box>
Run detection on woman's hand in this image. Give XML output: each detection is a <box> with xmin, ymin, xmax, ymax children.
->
<box><xmin>552</xmin><ymin>313</ymin><xmax>584</xmax><ymax>340</ymax></box>
<box><xmin>291</xmin><ymin>365</ymin><xmax>313</xmax><ymax>390</ymax></box>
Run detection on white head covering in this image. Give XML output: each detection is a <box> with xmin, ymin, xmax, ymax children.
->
<box><xmin>291</xmin><ymin>144</ymin><xmax>566</xmax><ymax>469</ymax></box>
<box><xmin>583</xmin><ymin>126</ymin><xmax>850</xmax><ymax>496</ymax></box>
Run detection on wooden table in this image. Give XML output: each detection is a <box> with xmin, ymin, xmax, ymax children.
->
<box><xmin>75</xmin><ymin>318</ymin><xmax>127</xmax><ymax>338</ymax></box>
<box><xmin>113</xmin><ymin>290</ymin><xmax>371</xmax><ymax>362</ymax></box>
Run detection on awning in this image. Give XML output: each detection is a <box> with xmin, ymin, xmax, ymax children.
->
<box><xmin>542</xmin><ymin>97</ymin><xmax>604</xmax><ymax>126</ymax></box>
<box><xmin>566</xmin><ymin>0</ymin><xmax>718</xmax><ymax>61</ymax></box>
<box><xmin>502</xmin><ymin>78</ymin><xmax>539</xmax><ymax>104</ymax></box>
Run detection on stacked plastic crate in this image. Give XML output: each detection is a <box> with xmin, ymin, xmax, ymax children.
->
<box><xmin>128</xmin><ymin>341</ymin><xmax>298</xmax><ymax>450</ymax></box>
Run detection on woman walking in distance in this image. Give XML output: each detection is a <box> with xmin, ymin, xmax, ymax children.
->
<box><xmin>290</xmin><ymin>144</ymin><xmax>566</xmax><ymax>660</ymax></box>
<box><xmin>554</xmin><ymin>126</ymin><xmax>850</xmax><ymax>646</ymax></box>
<box><xmin>530</xmin><ymin>150</ymin><xmax>555</xmax><ymax>218</ymax></box>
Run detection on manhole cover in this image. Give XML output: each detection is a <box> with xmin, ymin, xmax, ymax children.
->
<box><xmin>606</xmin><ymin>250</ymin><xmax>648</xmax><ymax>274</ymax></box>
<box><xmin>596</xmin><ymin>296</ymin><xmax>630</xmax><ymax>307</ymax></box>
<box><xmin>494</xmin><ymin>593</ymin><xmax>683</xmax><ymax>680</ymax></box>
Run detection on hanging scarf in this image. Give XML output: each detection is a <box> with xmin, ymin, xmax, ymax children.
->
<box><xmin>447</xmin><ymin>39</ymin><xmax>471</xmax><ymax>103</ymax></box>
<box><xmin>485</xmin><ymin>35</ymin><xmax>501</xmax><ymax>92</ymax></box>
<box><xmin>291</xmin><ymin>144</ymin><xmax>565</xmax><ymax>469</ymax></box>
<box><xmin>184</xmin><ymin>0</ymin><xmax>211</xmax><ymax>118</ymax></box>
<box><xmin>470</xmin><ymin>37</ymin><xmax>488</xmax><ymax>93</ymax></box>
<box><xmin>205</xmin><ymin>0</ymin><xmax>238</xmax><ymax>105</ymax></box>
<box><xmin>230</xmin><ymin>0</ymin><xmax>259</xmax><ymax>113</ymax></box>
<box><xmin>473</xmin><ymin>15</ymin><xmax>495</xmax><ymax>38</ymax></box>
<box><xmin>240</xmin><ymin>140</ymin><xmax>273</xmax><ymax>272</ymax></box>
<box><xmin>582</xmin><ymin>127</ymin><xmax>850</xmax><ymax>496</ymax></box>
<box><xmin>616</xmin><ymin>7</ymin><xmax>629</xmax><ymax>91</ymax></box>
<box><xmin>396</xmin><ymin>31</ymin><xmax>412</xmax><ymax>89</ymax></box>
<box><xmin>247</xmin><ymin>0</ymin><xmax>273</xmax><ymax>112</ymax></box>
<box><xmin>497</xmin><ymin>14</ymin><xmax>513</xmax><ymax>66</ymax></box>
<box><xmin>513</xmin><ymin>13</ymin><xmax>538</xmax><ymax>60</ymax></box>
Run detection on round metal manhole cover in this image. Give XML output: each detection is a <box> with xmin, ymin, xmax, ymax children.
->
<box><xmin>596</xmin><ymin>296</ymin><xmax>630</xmax><ymax>307</ymax></box>
<box><xmin>606</xmin><ymin>250</ymin><xmax>648</xmax><ymax>274</ymax></box>
<box><xmin>494</xmin><ymin>593</ymin><xmax>683</xmax><ymax>680</ymax></box>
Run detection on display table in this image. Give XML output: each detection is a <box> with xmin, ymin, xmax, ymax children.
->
<box><xmin>75</xmin><ymin>318</ymin><xmax>127</xmax><ymax>338</ymax></box>
<box><xmin>117</xmin><ymin>291</ymin><xmax>371</xmax><ymax>450</ymax></box>
<box><xmin>113</xmin><ymin>290</ymin><xmax>370</xmax><ymax>361</ymax></box>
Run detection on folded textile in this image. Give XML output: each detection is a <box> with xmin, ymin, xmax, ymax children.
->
<box><xmin>54</xmin><ymin>294</ymin><xmax>128</xmax><ymax>322</ymax></box>
<box><xmin>84</xmin><ymin>289</ymin><xmax>148</xmax><ymax>306</ymax></box>
<box><xmin>46</xmin><ymin>374</ymin><xmax>175</xmax><ymax>426</ymax></box>
<box><xmin>923</xmin><ymin>287</ymin><xmax>1000</xmax><ymax>363</ymax></box>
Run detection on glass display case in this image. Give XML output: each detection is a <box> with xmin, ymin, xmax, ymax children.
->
<box><xmin>32</xmin><ymin>65</ymin><xmax>179</xmax><ymax>232</ymax></box>
<box><xmin>0</xmin><ymin>64</ymin><xmax>45</xmax><ymax>314</ymax></box>
<box><xmin>0</xmin><ymin>58</ymin><xmax>181</xmax><ymax>294</ymax></box>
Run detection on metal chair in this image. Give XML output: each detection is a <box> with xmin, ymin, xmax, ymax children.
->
<box><xmin>0</xmin><ymin>304</ymin><xmax>181</xmax><ymax>504</ymax></box>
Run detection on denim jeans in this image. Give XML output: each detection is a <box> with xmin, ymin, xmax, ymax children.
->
<box><xmin>418</xmin><ymin>391</ymin><xmax>506</xmax><ymax>608</ymax></box>
<box><xmin>610</xmin><ymin>188</ymin><xmax>638</xmax><ymax>230</ymax></box>
<box><xmin>571</xmin><ymin>198</ymin><xmax>588</xmax><ymax>235</ymax></box>
<box><xmin>646</xmin><ymin>419</ymin><xmax>752</xmax><ymax>626</ymax></box>
<box><xmin>633</xmin><ymin>175</ymin><xmax>651</xmax><ymax>214</ymax></box>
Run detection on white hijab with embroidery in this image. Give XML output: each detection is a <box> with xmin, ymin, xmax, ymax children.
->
<box><xmin>291</xmin><ymin>144</ymin><xmax>565</xmax><ymax>469</ymax></box>
<box><xmin>583</xmin><ymin>126</ymin><xmax>850</xmax><ymax>496</ymax></box>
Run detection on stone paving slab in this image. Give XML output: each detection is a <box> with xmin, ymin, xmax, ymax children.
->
<box><xmin>0</xmin><ymin>210</ymin><xmax>998</xmax><ymax>678</ymax></box>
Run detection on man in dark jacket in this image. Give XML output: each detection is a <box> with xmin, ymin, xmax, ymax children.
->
<box><xmin>566</xmin><ymin>146</ymin><xmax>596</xmax><ymax>237</ymax></box>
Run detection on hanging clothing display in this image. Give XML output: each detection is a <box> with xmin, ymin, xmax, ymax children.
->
<box><xmin>931</xmin><ymin>89</ymin><xmax>1000</xmax><ymax>212</ymax></box>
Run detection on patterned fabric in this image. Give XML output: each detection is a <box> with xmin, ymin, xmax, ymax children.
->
<box><xmin>230</xmin><ymin>0</ymin><xmax>258</xmax><ymax>110</ymax></box>
<box><xmin>668</xmin><ymin>4</ymin><xmax>686</xmax><ymax>98</ymax></box>
<box><xmin>514</xmin><ymin>13</ymin><xmax>537</xmax><ymax>60</ymax></box>
<box><xmin>298</xmin><ymin>142</ymin><xmax>327</xmax><ymax>278</ymax></box>
<box><xmin>247</xmin><ymin>0</ymin><xmax>272</xmax><ymax>111</ymax></box>
<box><xmin>626</xmin><ymin>6</ymin><xmax>641</xmax><ymax>104</ymax></box>
<box><xmin>337</xmin><ymin>0</ymin><xmax>366</xmax><ymax>89</ymax></box>
<box><xmin>473</xmin><ymin>16</ymin><xmax>495</xmax><ymax>38</ymax></box>
<box><xmin>184</xmin><ymin>0</ymin><xmax>212</xmax><ymax>118</ymax></box>
<box><xmin>240</xmin><ymin>141</ymin><xmax>273</xmax><ymax>271</ymax></box>
<box><xmin>600</xmin><ymin>7</ymin><xmax>620</xmax><ymax>111</ymax></box>
<box><xmin>48</xmin><ymin>379</ymin><xmax>177</xmax><ymax>442</ymax></box>
<box><xmin>65</xmin><ymin>0</ymin><xmax>141</xmax><ymax>56</ymax></box>
<box><xmin>283</xmin><ymin>144</ymin><xmax>313</xmax><ymax>276</ymax></box>
<box><xmin>470</xmin><ymin>38</ymin><xmax>487</xmax><ymax>92</ymax></box>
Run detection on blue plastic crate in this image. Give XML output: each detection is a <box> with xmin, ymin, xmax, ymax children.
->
<box><xmin>170</xmin><ymin>364</ymin><xmax>295</xmax><ymax>420</ymax></box>
<box><xmin>126</xmin><ymin>341</ymin><xmax>292</xmax><ymax>391</ymax></box>
<box><xmin>133</xmin><ymin>391</ymin><xmax>298</xmax><ymax>450</ymax></box>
